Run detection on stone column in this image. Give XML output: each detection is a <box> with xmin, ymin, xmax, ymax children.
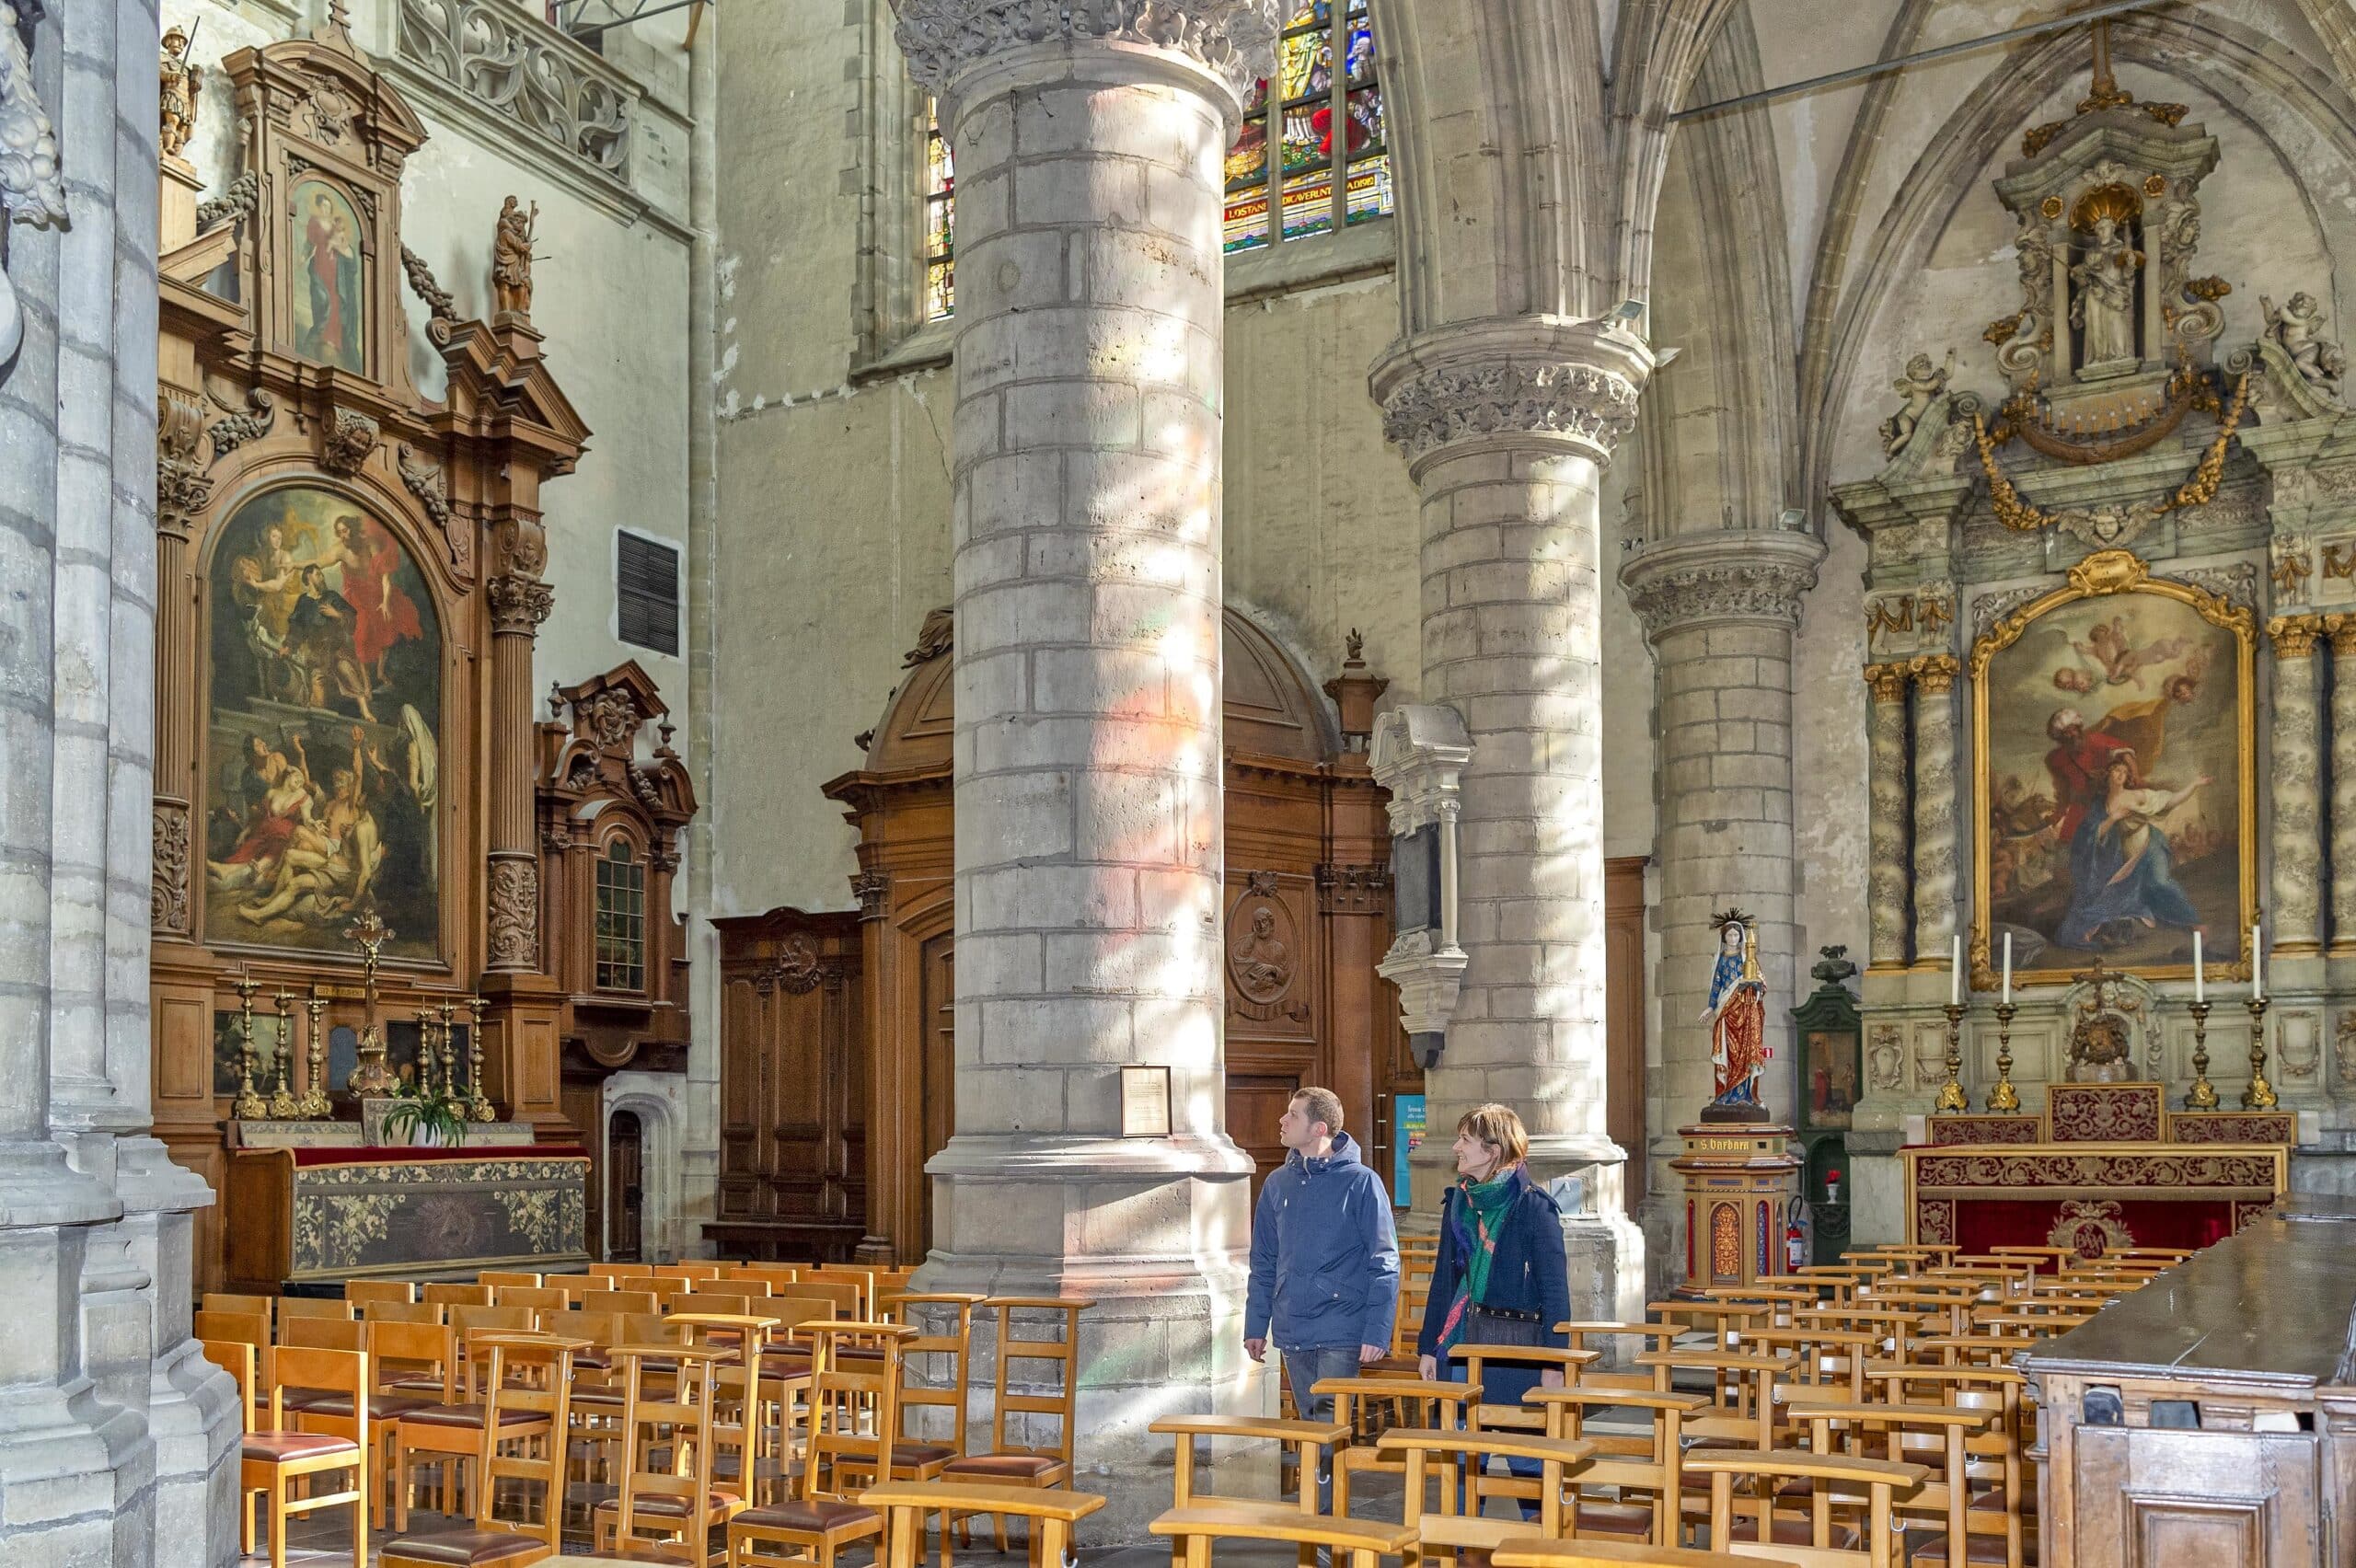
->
<box><xmin>1369</xmin><ymin>317</ymin><xmax>1653</xmax><ymax>1323</ymax></box>
<box><xmin>1865</xmin><ymin>663</ymin><xmax>1913</xmax><ymax>968</ymax></box>
<box><xmin>0</xmin><ymin>3</ymin><xmax>238</xmax><ymax>1564</ymax></box>
<box><xmin>1621</xmin><ymin>528</ymin><xmax>1826</xmax><ymax>1264</ymax></box>
<box><xmin>890</xmin><ymin>0</ymin><xmax>1275</xmax><ymax>1539</ymax></box>
<box><xmin>2269</xmin><ymin>615</ymin><xmax>2325</xmax><ymax>954</ymax></box>
<box><xmin>2332</xmin><ymin>618</ymin><xmax>2356</xmax><ymax>953</ymax></box>
<box><xmin>1909</xmin><ymin>655</ymin><xmax>1961</xmax><ymax>966</ymax></box>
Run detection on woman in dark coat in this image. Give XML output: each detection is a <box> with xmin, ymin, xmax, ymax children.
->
<box><xmin>1416</xmin><ymin>1102</ymin><xmax>1573</xmax><ymax>1512</ymax></box>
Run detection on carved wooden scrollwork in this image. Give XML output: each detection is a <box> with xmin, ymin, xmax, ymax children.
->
<box><xmin>487</xmin><ymin>857</ymin><xmax>539</xmax><ymax>970</ymax></box>
<box><xmin>151</xmin><ymin>801</ymin><xmax>192</xmax><ymax>936</ymax></box>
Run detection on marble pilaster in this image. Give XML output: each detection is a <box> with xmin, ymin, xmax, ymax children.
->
<box><xmin>1369</xmin><ymin>316</ymin><xmax>1653</xmax><ymax>1325</ymax></box>
<box><xmin>1865</xmin><ymin>663</ymin><xmax>1914</xmax><ymax>969</ymax></box>
<box><xmin>2269</xmin><ymin>615</ymin><xmax>2326</xmax><ymax>954</ymax></box>
<box><xmin>1909</xmin><ymin>655</ymin><xmax>1961</xmax><ymax>966</ymax></box>
<box><xmin>890</xmin><ymin>0</ymin><xmax>1279</xmax><ymax>1539</ymax></box>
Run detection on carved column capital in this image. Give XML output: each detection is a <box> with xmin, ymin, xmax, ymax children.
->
<box><xmin>2269</xmin><ymin>612</ymin><xmax>2326</xmax><ymax>659</ymax></box>
<box><xmin>1620</xmin><ymin>527</ymin><xmax>1829</xmax><ymax>644</ymax></box>
<box><xmin>2327</xmin><ymin>613</ymin><xmax>2356</xmax><ymax>658</ymax></box>
<box><xmin>1865</xmin><ymin>662</ymin><xmax>1913</xmax><ymax>703</ymax></box>
<box><xmin>1369</xmin><ymin>317</ymin><xmax>1655</xmax><ymax>473</ymax></box>
<box><xmin>156</xmin><ymin>391</ymin><xmax>212</xmax><ymax>539</ymax></box>
<box><xmin>852</xmin><ymin>869</ymin><xmax>892</xmax><ymax>920</ymax></box>
<box><xmin>1909</xmin><ymin>653</ymin><xmax>1961</xmax><ymax>696</ymax></box>
<box><xmin>889</xmin><ymin>0</ymin><xmax>1283</xmax><ymax>102</ymax></box>
<box><xmin>487</xmin><ymin>573</ymin><xmax>555</xmax><ymax>635</ymax></box>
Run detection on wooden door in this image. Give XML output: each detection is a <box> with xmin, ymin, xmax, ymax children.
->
<box><xmin>607</xmin><ymin>1110</ymin><xmax>644</xmax><ymax>1261</ymax></box>
<box><xmin>1605</xmin><ymin>857</ymin><xmax>1649</xmax><ymax>1205</ymax></box>
<box><xmin>918</xmin><ymin>934</ymin><xmax>956</xmax><ymax>1249</ymax></box>
<box><xmin>2073</xmin><ymin>1426</ymin><xmax>2319</xmax><ymax>1565</ymax></box>
<box><xmin>562</xmin><ymin>1077</ymin><xmax>606</xmax><ymax>1258</ymax></box>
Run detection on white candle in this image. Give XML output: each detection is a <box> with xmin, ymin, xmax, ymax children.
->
<box><xmin>2192</xmin><ymin>930</ymin><xmax>2204</xmax><ymax>1004</ymax></box>
<box><xmin>1951</xmin><ymin>934</ymin><xmax>1963</xmax><ymax>1006</ymax></box>
<box><xmin>2251</xmin><ymin>924</ymin><xmax>2264</xmax><ymax>1002</ymax></box>
<box><xmin>2002</xmin><ymin>933</ymin><xmax>2013</xmax><ymax>1005</ymax></box>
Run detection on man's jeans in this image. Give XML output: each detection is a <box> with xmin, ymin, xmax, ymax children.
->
<box><xmin>1281</xmin><ymin>1344</ymin><xmax>1363</xmax><ymax>1515</ymax></box>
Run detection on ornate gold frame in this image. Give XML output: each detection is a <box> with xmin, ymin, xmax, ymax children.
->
<box><xmin>1969</xmin><ymin>548</ymin><xmax>2258</xmax><ymax>991</ymax></box>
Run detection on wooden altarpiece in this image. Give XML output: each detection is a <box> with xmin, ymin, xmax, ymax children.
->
<box><xmin>150</xmin><ymin>17</ymin><xmax>589</xmax><ymax>1291</ymax></box>
<box><xmin>710</xmin><ymin>611</ymin><xmax>1417</xmax><ymax>1265</ymax></box>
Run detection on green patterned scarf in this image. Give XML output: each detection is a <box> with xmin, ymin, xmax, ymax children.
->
<box><xmin>1438</xmin><ymin>1169</ymin><xmax>1518</xmax><ymax>1352</ymax></box>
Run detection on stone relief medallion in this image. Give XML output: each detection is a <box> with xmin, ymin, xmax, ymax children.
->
<box><xmin>1867</xmin><ymin>1024</ymin><xmax>1906</xmax><ymax>1091</ymax></box>
<box><xmin>1228</xmin><ymin>873</ymin><xmax>1307</xmax><ymax>1023</ymax></box>
<box><xmin>2047</xmin><ymin>1198</ymin><xmax>2132</xmax><ymax>1260</ymax></box>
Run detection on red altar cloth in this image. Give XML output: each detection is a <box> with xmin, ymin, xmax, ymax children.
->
<box><xmin>1902</xmin><ymin>1142</ymin><xmax>2285</xmax><ymax>1261</ymax></box>
<box><xmin>289</xmin><ymin>1145</ymin><xmax>587</xmax><ymax>1167</ymax></box>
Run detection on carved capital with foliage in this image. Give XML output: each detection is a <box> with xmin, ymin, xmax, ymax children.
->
<box><xmin>157</xmin><ymin>392</ymin><xmax>213</xmax><ymax>538</ymax></box>
<box><xmin>1371</xmin><ymin>318</ymin><xmax>1656</xmax><ymax>472</ymax></box>
<box><xmin>1910</xmin><ymin>653</ymin><xmax>1961</xmax><ymax>696</ymax></box>
<box><xmin>1620</xmin><ymin>528</ymin><xmax>1827</xmax><ymax>643</ymax></box>
<box><xmin>1864</xmin><ymin>662</ymin><xmax>1913</xmax><ymax>703</ymax></box>
<box><xmin>890</xmin><ymin>0</ymin><xmax>1283</xmax><ymax>102</ymax></box>
<box><xmin>487</xmin><ymin>574</ymin><xmax>555</xmax><ymax>636</ymax></box>
<box><xmin>2269</xmin><ymin>612</ymin><xmax>2326</xmax><ymax>660</ymax></box>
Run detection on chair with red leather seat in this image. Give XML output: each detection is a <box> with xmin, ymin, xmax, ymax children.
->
<box><xmin>726</xmin><ymin>1323</ymin><xmax>910</xmax><ymax>1568</ymax></box>
<box><xmin>939</xmin><ymin>1297</ymin><xmax>1091</xmax><ymax>1566</ymax></box>
<box><xmin>378</xmin><ymin>1334</ymin><xmax>586</xmax><ymax>1568</ymax></box>
<box><xmin>242</xmin><ymin>1344</ymin><xmax>370</xmax><ymax>1568</ymax></box>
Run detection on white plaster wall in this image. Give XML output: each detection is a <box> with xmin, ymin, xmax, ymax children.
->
<box><xmin>165</xmin><ymin>0</ymin><xmax>695</xmax><ymax>719</ymax></box>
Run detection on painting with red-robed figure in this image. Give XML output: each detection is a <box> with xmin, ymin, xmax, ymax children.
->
<box><xmin>290</xmin><ymin>177</ymin><xmax>365</xmax><ymax>372</ymax></box>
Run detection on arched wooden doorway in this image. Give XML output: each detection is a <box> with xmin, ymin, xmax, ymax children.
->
<box><xmin>607</xmin><ymin>1109</ymin><xmax>645</xmax><ymax>1262</ymax></box>
<box><xmin>709</xmin><ymin>608</ymin><xmax>1418</xmax><ymax>1264</ymax></box>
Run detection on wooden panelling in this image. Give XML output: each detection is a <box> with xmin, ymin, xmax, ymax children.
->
<box><xmin>1606</xmin><ymin>856</ymin><xmax>1649</xmax><ymax>1205</ymax></box>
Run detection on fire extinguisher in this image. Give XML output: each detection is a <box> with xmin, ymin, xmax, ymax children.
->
<box><xmin>1784</xmin><ymin>1196</ymin><xmax>1808</xmax><ymax>1272</ymax></box>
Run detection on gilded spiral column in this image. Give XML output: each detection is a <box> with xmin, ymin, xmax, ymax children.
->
<box><xmin>1910</xmin><ymin>655</ymin><xmax>1960</xmax><ymax>967</ymax></box>
<box><xmin>1865</xmin><ymin>663</ymin><xmax>1913</xmax><ymax>966</ymax></box>
<box><xmin>2269</xmin><ymin>615</ymin><xmax>2325</xmax><ymax>953</ymax></box>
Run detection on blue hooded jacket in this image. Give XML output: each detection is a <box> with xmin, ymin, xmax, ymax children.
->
<box><xmin>1243</xmin><ymin>1131</ymin><xmax>1401</xmax><ymax>1353</ymax></box>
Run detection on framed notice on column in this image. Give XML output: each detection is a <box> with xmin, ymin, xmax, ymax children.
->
<box><xmin>1394</xmin><ymin>1093</ymin><xmax>1426</xmax><ymax>1204</ymax></box>
<box><xmin>1120</xmin><ymin>1065</ymin><xmax>1172</xmax><ymax>1138</ymax></box>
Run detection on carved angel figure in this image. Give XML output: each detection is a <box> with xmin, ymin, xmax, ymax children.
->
<box><xmin>1878</xmin><ymin>349</ymin><xmax>1956</xmax><ymax>456</ymax></box>
<box><xmin>159</xmin><ymin>26</ymin><xmax>200</xmax><ymax>159</ymax></box>
<box><xmin>2264</xmin><ymin>292</ymin><xmax>2346</xmax><ymax>400</ymax></box>
<box><xmin>2070</xmin><ymin>215</ymin><xmax>2142</xmax><ymax>367</ymax></box>
<box><xmin>491</xmin><ymin>195</ymin><xmax>537</xmax><ymax>317</ymax></box>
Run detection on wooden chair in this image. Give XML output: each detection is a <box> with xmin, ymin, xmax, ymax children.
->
<box><xmin>300</xmin><ymin>1318</ymin><xmax>449</xmax><ymax>1529</ymax></box>
<box><xmin>657</xmin><ymin>1262</ymin><xmax>727</xmax><ymax>1283</ymax></box>
<box><xmin>479</xmin><ymin>1270</ymin><xmax>543</xmax><ymax>1289</ymax></box>
<box><xmin>587</xmin><ymin>1289</ymin><xmax>662</xmax><ymax>1317</ymax></box>
<box><xmin>1379</xmin><ymin>1427</ymin><xmax>1597</xmax><ymax>1556</ymax></box>
<box><xmin>1317</xmin><ymin>1376</ymin><xmax>1478</xmax><ymax>1515</ymax></box>
<box><xmin>1528</xmin><ymin>1386</ymin><xmax>1709</xmax><ymax>1544</ymax></box>
<box><xmin>276</xmin><ymin>1295</ymin><xmax>358</xmax><ymax>1324</ymax></box>
<box><xmin>1785</xmin><ymin>1402</ymin><xmax>2001</xmax><ymax>1568</ymax></box>
<box><xmin>1493</xmin><ymin>1534</ymin><xmax>1800</xmax><ymax>1566</ymax></box>
<box><xmin>940</xmin><ymin>1297</ymin><xmax>1089</xmax><ymax>1566</ymax></box>
<box><xmin>863</xmin><ymin>1483</ymin><xmax>1104</xmax><ymax>1568</ymax></box>
<box><xmin>425</xmin><ymin>1283</ymin><xmax>496</xmax><ymax>1309</ymax></box>
<box><xmin>243</xmin><ymin>1344</ymin><xmax>370</xmax><ymax>1568</ymax></box>
<box><xmin>195</xmin><ymin>1308</ymin><xmax>271</xmax><ymax>1350</ymax></box>
<box><xmin>1149</xmin><ymin>1502</ymin><xmax>1415</xmax><ymax>1568</ymax></box>
<box><xmin>1865</xmin><ymin>1363</ymin><xmax>2030</xmax><ymax>1567</ymax></box>
<box><xmin>1634</xmin><ymin>1351</ymin><xmax>1794</xmax><ymax>1449</ymax></box>
<box><xmin>671</xmin><ymin>1312</ymin><xmax>785</xmax><ymax>1507</ymax></box>
<box><xmin>204</xmin><ymin>1289</ymin><xmax>275</xmax><ymax>1324</ymax></box>
<box><xmin>378</xmin><ymin>1335</ymin><xmax>581</xmax><ymax>1567</ymax></box>
<box><xmin>1685</xmin><ymin>1448</ymin><xmax>1927</xmax><ymax>1566</ymax></box>
<box><xmin>348</xmin><ymin>1279</ymin><xmax>418</xmax><ymax>1309</ymax></box>
<box><xmin>1562</xmin><ymin>1323</ymin><xmax>1682</xmax><ymax>1388</ymax></box>
<box><xmin>493</xmin><ymin>1286</ymin><xmax>570</xmax><ymax>1312</ymax></box>
<box><xmin>595</xmin><ymin>1343</ymin><xmax>745</xmax><ymax>1563</ymax></box>
<box><xmin>1152</xmin><ymin>1412</ymin><xmax>1348</xmax><ymax>1551</ymax></box>
<box><xmin>365</xmin><ymin>1300</ymin><xmax>448</xmax><ymax>1325</ymax></box>
<box><xmin>887</xmin><ymin>1294</ymin><xmax>981</xmax><ymax>1483</ymax></box>
<box><xmin>725</xmin><ymin>1325</ymin><xmax>910</xmax><ymax>1568</ymax></box>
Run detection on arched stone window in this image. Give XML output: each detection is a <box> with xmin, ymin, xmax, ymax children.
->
<box><xmin>1222</xmin><ymin>0</ymin><xmax>1391</xmax><ymax>252</ymax></box>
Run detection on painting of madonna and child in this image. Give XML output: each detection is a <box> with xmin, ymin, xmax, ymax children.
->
<box><xmin>1981</xmin><ymin>587</ymin><xmax>2248</xmax><ymax>982</ymax></box>
<box><xmin>203</xmin><ymin>486</ymin><xmax>441</xmax><ymax>961</ymax></box>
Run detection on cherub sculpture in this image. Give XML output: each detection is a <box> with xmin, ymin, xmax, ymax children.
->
<box><xmin>1878</xmin><ymin>349</ymin><xmax>1956</xmax><ymax>456</ymax></box>
<box><xmin>2264</xmin><ymin>292</ymin><xmax>2346</xmax><ymax>401</ymax></box>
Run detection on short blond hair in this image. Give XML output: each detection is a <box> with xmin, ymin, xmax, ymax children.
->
<box><xmin>1291</xmin><ymin>1087</ymin><xmax>1345</xmax><ymax>1138</ymax></box>
<box><xmin>1455</xmin><ymin>1103</ymin><xmax>1530</xmax><ymax>1168</ymax></box>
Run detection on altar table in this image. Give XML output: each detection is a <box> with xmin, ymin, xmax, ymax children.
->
<box><xmin>225</xmin><ymin>1145</ymin><xmax>589</xmax><ymax>1292</ymax></box>
<box><xmin>1902</xmin><ymin>1140</ymin><xmax>2286</xmax><ymax>1259</ymax></box>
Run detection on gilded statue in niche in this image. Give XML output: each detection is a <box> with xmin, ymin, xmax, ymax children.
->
<box><xmin>2069</xmin><ymin>186</ymin><xmax>2143</xmax><ymax>373</ymax></box>
<box><xmin>204</xmin><ymin>487</ymin><xmax>441</xmax><ymax>960</ymax></box>
<box><xmin>1974</xmin><ymin>554</ymin><xmax>2256</xmax><ymax>987</ymax></box>
<box><xmin>290</xmin><ymin>177</ymin><xmax>365</xmax><ymax>372</ymax></box>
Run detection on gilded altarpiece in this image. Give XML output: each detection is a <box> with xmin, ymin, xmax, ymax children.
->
<box><xmin>1831</xmin><ymin>40</ymin><xmax>2346</xmax><ymax>1248</ymax></box>
<box><xmin>150</xmin><ymin>18</ymin><xmax>589</xmax><ymax>1291</ymax></box>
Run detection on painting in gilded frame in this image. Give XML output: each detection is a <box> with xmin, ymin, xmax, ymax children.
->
<box><xmin>289</xmin><ymin>177</ymin><xmax>366</xmax><ymax>373</ymax></box>
<box><xmin>1972</xmin><ymin>551</ymin><xmax>2257</xmax><ymax>986</ymax></box>
<box><xmin>203</xmin><ymin>486</ymin><xmax>442</xmax><ymax>960</ymax></box>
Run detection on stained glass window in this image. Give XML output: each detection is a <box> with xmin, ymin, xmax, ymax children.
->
<box><xmin>1223</xmin><ymin>0</ymin><xmax>1391</xmax><ymax>253</ymax></box>
<box><xmin>595</xmin><ymin>839</ymin><xmax>645</xmax><ymax>992</ymax></box>
<box><xmin>924</xmin><ymin>99</ymin><xmax>955</xmax><ymax>319</ymax></box>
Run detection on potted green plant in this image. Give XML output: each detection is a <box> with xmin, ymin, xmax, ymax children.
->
<box><xmin>380</xmin><ymin>1080</ymin><xmax>470</xmax><ymax>1147</ymax></box>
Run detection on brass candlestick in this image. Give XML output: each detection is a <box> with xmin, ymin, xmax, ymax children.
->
<box><xmin>230</xmin><ymin>968</ymin><xmax>267</xmax><ymax>1120</ymax></box>
<box><xmin>414</xmin><ymin>1007</ymin><xmax>438</xmax><ymax>1096</ymax></box>
<box><xmin>268</xmin><ymin>989</ymin><xmax>300</xmax><ymax>1119</ymax></box>
<box><xmin>436</xmin><ymin>1002</ymin><xmax>459</xmax><ymax>1103</ymax></box>
<box><xmin>465</xmin><ymin>995</ymin><xmax>493</xmax><ymax>1121</ymax></box>
<box><xmin>2184</xmin><ymin>999</ymin><xmax>2219</xmax><ymax>1111</ymax></box>
<box><xmin>2244</xmin><ymin>995</ymin><xmax>2278</xmax><ymax>1110</ymax></box>
<box><xmin>1987</xmin><ymin>1001</ymin><xmax>2021</xmax><ymax>1112</ymax></box>
<box><xmin>344</xmin><ymin>913</ymin><xmax>398</xmax><ymax>1097</ymax></box>
<box><xmin>298</xmin><ymin>987</ymin><xmax>331</xmax><ymax>1117</ymax></box>
<box><xmin>1935</xmin><ymin>1002</ymin><xmax>1969</xmax><ymax>1113</ymax></box>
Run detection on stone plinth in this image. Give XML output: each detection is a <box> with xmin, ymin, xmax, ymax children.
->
<box><xmin>1668</xmin><ymin>1123</ymin><xmax>1802</xmax><ymax>1295</ymax></box>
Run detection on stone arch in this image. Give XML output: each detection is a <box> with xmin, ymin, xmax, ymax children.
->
<box><xmin>603</xmin><ymin>1072</ymin><xmax>687</xmax><ymax>1263</ymax></box>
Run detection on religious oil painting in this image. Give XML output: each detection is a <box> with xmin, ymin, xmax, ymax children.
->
<box><xmin>203</xmin><ymin>486</ymin><xmax>442</xmax><ymax>960</ymax></box>
<box><xmin>1803</xmin><ymin>1029</ymin><xmax>1858</xmax><ymax>1131</ymax></box>
<box><xmin>1974</xmin><ymin>560</ymin><xmax>2256</xmax><ymax>986</ymax></box>
<box><xmin>212</xmin><ymin>1008</ymin><xmax>288</xmax><ymax>1097</ymax></box>
<box><xmin>289</xmin><ymin>177</ymin><xmax>365</xmax><ymax>372</ymax></box>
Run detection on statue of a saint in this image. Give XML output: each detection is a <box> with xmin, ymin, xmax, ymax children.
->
<box><xmin>2070</xmin><ymin>213</ymin><xmax>2142</xmax><ymax>368</ymax></box>
<box><xmin>1700</xmin><ymin>913</ymin><xmax>1770</xmax><ymax>1113</ymax></box>
<box><xmin>159</xmin><ymin>26</ymin><xmax>199</xmax><ymax>160</ymax></box>
<box><xmin>492</xmin><ymin>195</ymin><xmax>537</xmax><ymax>318</ymax></box>
<box><xmin>1231</xmin><ymin>904</ymin><xmax>1292</xmax><ymax>1003</ymax></box>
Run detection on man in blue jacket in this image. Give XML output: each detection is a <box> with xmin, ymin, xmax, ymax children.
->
<box><xmin>1243</xmin><ymin>1086</ymin><xmax>1400</xmax><ymax>1515</ymax></box>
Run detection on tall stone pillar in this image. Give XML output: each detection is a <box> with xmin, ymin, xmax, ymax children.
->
<box><xmin>1864</xmin><ymin>663</ymin><xmax>1914</xmax><ymax>968</ymax></box>
<box><xmin>1909</xmin><ymin>655</ymin><xmax>1961</xmax><ymax>964</ymax></box>
<box><xmin>2330</xmin><ymin>619</ymin><xmax>2356</xmax><ymax>953</ymax></box>
<box><xmin>890</xmin><ymin>0</ymin><xmax>1276</xmax><ymax>1538</ymax></box>
<box><xmin>1369</xmin><ymin>317</ymin><xmax>1652</xmax><ymax>1323</ymax></box>
<box><xmin>0</xmin><ymin>3</ymin><xmax>239</xmax><ymax>1563</ymax></box>
<box><xmin>2268</xmin><ymin>616</ymin><xmax>2325</xmax><ymax>954</ymax></box>
<box><xmin>1621</xmin><ymin>527</ymin><xmax>1825</xmax><ymax>1269</ymax></box>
